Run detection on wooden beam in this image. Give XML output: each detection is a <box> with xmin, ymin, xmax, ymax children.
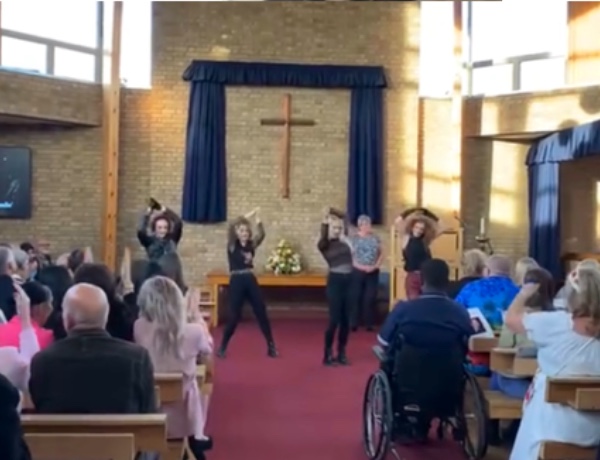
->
<box><xmin>101</xmin><ymin>1</ymin><xmax>123</xmax><ymax>271</ymax></box>
<box><xmin>567</xmin><ymin>2</ymin><xmax>600</xmax><ymax>85</ymax></box>
<box><xmin>450</xmin><ymin>1</ymin><xmax>463</xmax><ymax>217</ymax></box>
<box><xmin>0</xmin><ymin>1</ymin><xmax>3</xmax><ymax>64</ymax></box>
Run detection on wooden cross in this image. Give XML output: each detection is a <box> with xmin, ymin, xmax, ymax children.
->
<box><xmin>260</xmin><ymin>94</ymin><xmax>315</xmax><ymax>198</ymax></box>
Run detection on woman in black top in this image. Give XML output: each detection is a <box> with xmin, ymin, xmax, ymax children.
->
<box><xmin>217</xmin><ymin>208</ymin><xmax>278</xmax><ymax>358</ymax></box>
<box><xmin>394</xmin><ymin>208</ymin><xmax>443</xmax><ymax>299</ymax></box>
<box><xmin>317</xmin><ymin>207</ymin><xmax>353</xmax><ymax>366</ymax></box>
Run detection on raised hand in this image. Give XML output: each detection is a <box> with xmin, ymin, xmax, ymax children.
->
<box><xmin>120</xmin><ymin>247</ymin><xmax>133</xmax><ymax>292</ymax></box>
<box><xmin>519</xmin><ymin>282</ymin><xmax>540</xmax><ymax>300</ymax></box>
<box><xmin>13</xmin><ymin>282</ymin><xmax>31</xmax><ymax>326</ymax></box>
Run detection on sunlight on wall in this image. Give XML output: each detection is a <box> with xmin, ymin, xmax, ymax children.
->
<box><xmin>595</xmin><ymin>181</ymin><xmax>600</xmax><ymax>249</ymax></box>
<box><xmin>489</xmin><ymin>144</ymin><xmax>519</xmax><ymax>227</ymax></box>
<box><xmin>419</xmin><ymin>2</ymin><xmax>454</xmax><ymax>96</ymax></box>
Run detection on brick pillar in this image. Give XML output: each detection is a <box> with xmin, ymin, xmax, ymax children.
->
<box><xmin>567</xmin><ymin>2</ymin><xmax>600</xmax><ymax>85</ymax></box>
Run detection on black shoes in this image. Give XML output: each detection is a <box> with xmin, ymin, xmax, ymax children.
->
<box><xmin>267</xmin><ymin>342</ymin><xmax>279</xmax><ymax>358</ymax></box>
<box><xmin>186</xmin><ymin>436</ymin><xmax>213</xmax><ymax>460</ymax></box>
<box><xmin>323</xmin><ymin>348</ymin><xmax>335</xmax><ymax>366</ymax></box>
<box><xmin>216</xmin><ymin>345</ymin><xmax>227</xmax><ymax>358</ymax></box>
<box><xmin>336</xmin><ymin>351</ymin><xmax>349</xmax><ymax>365</ymax></box>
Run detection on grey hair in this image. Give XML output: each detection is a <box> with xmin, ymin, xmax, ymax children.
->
<box><xmin>486</xmin><ymin>254</ymin><xmax>512</xmax><ymax>276</ymax></box>
<box><xmin>514</xmin><ymin>257</ymin><xmax>539</xmax><ymax>285</ymax></box>
<box><xmin>357</xmin><ymin>215</ymin><xmax>371</xmax><ymax>225</ymax></box>
<box><xmin>137</xmin><ymin>276</ymin><xmax>185</xmax><ymax>358</ymax></box>
<box><xmin>0</xmin><ymin>247</ymin><xmax>15</xmax><ymax>274</ymax></box>
<box><xmin>10</xmin><ymin>246</ymin><xmax>28</xmax><ymax>271</ymax></box>
<box><xmin>62</xmin><ymin>289</ymin><xmax>109</xmax><ymax>329</ymax></box>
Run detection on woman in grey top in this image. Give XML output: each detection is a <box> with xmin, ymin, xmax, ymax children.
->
<box><xmin>350</xmin><ymin>215</ymin><xmax>382</xmax><ymax>331</ymax></box>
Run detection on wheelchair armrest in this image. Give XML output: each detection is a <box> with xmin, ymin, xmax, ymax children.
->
<box><xmin>372</xmin><ymin>345</ymin><xmax>388</xmax><ymax>363</ymax></box>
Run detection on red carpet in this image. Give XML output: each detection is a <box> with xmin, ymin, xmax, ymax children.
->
<box><xmin>207</xmin><ymin>319</ymin><xmax>466</xmax><ymax>460</ymax></box>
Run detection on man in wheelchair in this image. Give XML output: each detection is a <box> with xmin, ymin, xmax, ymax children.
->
<box><xmin>375</xmin><ymin>259</ymin><xmax>475</xmax><ymax>442</ymax></box>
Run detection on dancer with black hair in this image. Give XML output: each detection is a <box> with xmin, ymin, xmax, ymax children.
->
<box><xmin>317</xmin><ymin>207</ymin><xmax>353</xmax><ymax>366</ymax></box>
<box><xmin>137</xmin><ymin>198</ymin><xmax>183</xmax><ymax>261</ymax></box>
<box><xmin>217</xmin><ymin>208</ymin><xmax>278</xmax><ymax>358</ymax></box>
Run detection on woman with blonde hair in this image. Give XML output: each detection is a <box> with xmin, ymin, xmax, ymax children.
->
<box><xmin>514</xmin><ymin>257</ymin><xmax>539</xmax><ymax>286</ymax></box>
<box><xmin>447</xmin><ymin>249</ymin><xmax>487</xmax><ymax>298</ymax></box>
<box><xmin>554</xmin><ymin>259</ymin><xmax>600</xmax><ymax>309</ymax></box>
<box><xmin>134</xmin><ymin>276</ymin><xmax>213</xmax><ymax>460</ymax></box>
<box><xmin>504</xmin><ymin>266</ymin><xmax>600</xmax><ymax>459</ymax></box>
<box><xmin>394</xmin><ymin>208</ymin><xmax>445</xmax><ymax>299</ymax></box>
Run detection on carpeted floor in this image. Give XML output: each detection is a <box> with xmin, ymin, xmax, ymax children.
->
<box><xmin>207</xmin><ymin>318</ymin><xmax>475</xmax><ymax>460</ymax></box>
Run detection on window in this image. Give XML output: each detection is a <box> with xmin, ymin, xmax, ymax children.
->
<box><xmin>0</xmin><ymin>37</ymin><xmax>47</xmax><ymax>73</ymax></box>
<box><xmin>120</xmin><ymin>0</ymin><xmax>152</xmax><ymax>88</ymax></box>
<box><xmin>419</xmin><ymin>1</ymin><xmax>455</xmax><ymax>96</ymax></box>
<box><xmin>1</xmin><ymin>1</ymin><xmax>100</xmax><ymax>48</ymax></box>
<box><xmin>54</xmin><ymin>48</ymin><xmax>96</xmax><ymax>82</ymax></box>
<box><xmin>520</xmin><ymin>58</ymin><xmax>566</xmax><ymax>92</ymax></box>
<box><xmin>470</xmin><ymin>0</ymin><xmax>567</xmax><ymax>61</ymax></box>
<box><xmin>471</xmin><ymin>65</ymin><xmax>513</xmax><ymax>95</ymax></box>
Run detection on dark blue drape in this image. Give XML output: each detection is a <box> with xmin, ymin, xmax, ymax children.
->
<box><xmin>526</xmin><ymin>119</ymin><xmax>600</xmax><ymax>277</ymax></box>
<box><xmin>182</xmin><ymin>60</ymin><xmax>387</xmax><ymax>223</ymax></box>
<box><xmin>182</xmin><ymin>82</ymin><xmax>226</xmax><ymax>223</ymax></box>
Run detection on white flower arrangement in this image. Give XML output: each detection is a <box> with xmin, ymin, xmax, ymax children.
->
<box><xmin>265</xmin><ymin>239</ymin><xmax>302</xmax><ymax>275</ymax></box>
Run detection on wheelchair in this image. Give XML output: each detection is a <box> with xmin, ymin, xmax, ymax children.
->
<box><xmin>362</xmin><ymin>339</ymin><xmax>488</xmax><ymax>460</ymax></box>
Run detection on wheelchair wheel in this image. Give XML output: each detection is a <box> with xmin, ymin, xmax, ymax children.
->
<box><xmin>362</xmin><ymin>370</ymin><xmax>394</xmax><ymax>460</ymax></box>
<box><xmin>458</xmin><ymin>372</ymin><xmax>489</xmax><ymax>459</ymax></box>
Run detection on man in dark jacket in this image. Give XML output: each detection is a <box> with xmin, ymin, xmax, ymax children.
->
<box><xmin>0</xmin><ymin>374</ymin><xmax>31</xmax><ymax>460</ymax></box>
<box><xmin>29</xmin><ymin>283</ymin><xmax>156</xmax><ymax>414</ymax></box>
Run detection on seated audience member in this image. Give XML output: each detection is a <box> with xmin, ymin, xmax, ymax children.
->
<box><xmin>73</xmin><ymin>263</ymin><xmax>137</xmax><ymax>341</ymax></box>
<box><xmin>513</xmin><ymin>257</ymin><xmax>539</xmax><ymax>287</ymax></box>
<box><xmin>0</xmin><ymin>247</ymin><xmax>17</xmax><ymax>320</ymax></box>
<box><xmin>378</xmin><ymin>259</ymin><xmax>474</xmax><ymax>349</ymax></box>
<box><xmin>135</xmin><ymin>276</ymin><xmax>213</xmax><ymax>459</ymax></box>
<box><xmin>504</xmin><ymin>266</ymin><xmax>600</xmax><ymax>460</ymax></box>
<box><xmin>447</xmin><ymin>249</ymin><xmax>487</xmax><ymax>298</ymax></box>
<box><xmin>493</xmin><ymin>268</ymin><xmax>554</xmax><ymax>400</ymax></box>
<box><xmin>554</xmin><ymin>259</ymin><xmax>600</xmax><ymax>310</ymax></box>
<box><xmin>35</xmin><ymin>265</ymin><xmax>73</xmax><ymax>340</ymax></box>
<box><xmin>0</xmin><ymin>374</ymin><xmax>31</xmax><ymax>460</ymax></box>
<box><xmin>0</xmin><ymin>283</ymin><xmax>40</xmax><ymax>391</ymax></box>
<box><xmin>29</xmin><ymin>283</ymin><xmax>156</xmax><ymax>413</ymax></box>
<box><xmin>455</xmin><ymin>254</ymin><xmax>519</xmax><ymax>329</ymax></box>
<box><xmin>0</xmin><ymin>281</ymin><xmax>53</xmax><ymax>351</ymax></box>
<box><xmin>9</xmin><ymin>247</ymin><xmax>31</xmax><ymax>285</ymax></box>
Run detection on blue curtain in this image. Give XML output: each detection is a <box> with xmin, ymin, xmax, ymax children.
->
<box><xmin>526</xmin><ymin>119</ymin><xmax>600</xmax><ymax>278</ymax></box>
<box><xmin>182</xmin><ymin>60</ymin><xmax>387</xmax><ymax>224</ymax></box>
<box><xmin>182</xmin><ymin>82</ymin><xmax>226</xmax><ymax>223</ymax></box>
<box><xmin>527</xmin><ymin>163</ymin><xmax>561</xmax><ymax>278</ymax></box>
<box><xmin>347</xmin><ymin>88</ymin><xmax>383</xmax><ymax>223</ymax></box>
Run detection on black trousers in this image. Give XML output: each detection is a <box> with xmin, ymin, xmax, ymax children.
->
<box><xmin>350</xmin><ymin>268</ymin><xmax>379</xmax><ymax>328</ymax></box>
<box><xmin>221</xmin><ymin>273</ymin><xmax>274</xmax><ymax>346</ymax></box>
<box><xmin>324</xmin><ymin>272</ymin><xmax>352</xmax><ymax>351</ymax></box>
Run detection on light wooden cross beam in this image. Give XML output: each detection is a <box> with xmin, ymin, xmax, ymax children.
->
<box><xmin>260</xmin><ymin>94</ymin><xmax>316</xmax><ymax>198</ymax></box>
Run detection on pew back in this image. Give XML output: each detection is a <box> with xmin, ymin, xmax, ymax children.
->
<box><xmin>25</xmin><ymin>433</ymin><xmax>135</xmax><ymax>460</ymax></box>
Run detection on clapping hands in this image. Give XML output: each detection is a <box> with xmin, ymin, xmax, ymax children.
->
<box><xmin>13</xmin><ymin>282</ymin><xmax>31</xmax><ymax>326</ymax></box>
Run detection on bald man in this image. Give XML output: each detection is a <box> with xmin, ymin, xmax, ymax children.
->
<box><xmin>29</xmin><ymin>284</ymin><xmax>156</xmax><ymax>414</ymax></box>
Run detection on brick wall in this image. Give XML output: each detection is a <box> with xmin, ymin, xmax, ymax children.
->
<box><xmin>116</xmin><ymin>1</ymin><xmax>422</xmax><ymax>282</ymax></box>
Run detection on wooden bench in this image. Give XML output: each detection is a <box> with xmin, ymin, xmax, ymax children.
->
<box><xmin>546</xmin><ymin>376</ymin><xmax>600</xmax><ymax>410</ymax></box>
<box><xmin>539</xmin><ymin>441</ymin><xmax>598</xmax><ymax>460</ymax></box>
<box><xmin>25</xmin><ymin>433</ymin><xmax>135</xmax><ymax>460</ymax></box>
<box><xmin>21</xmin><ymin>414</ymin><xmax>168</xmax><ymax>454</ymax></box>
<box><xmin>484</xmin><ymin>390</ymin><xmax>522</xmax><ymax>419</ymax></box>
<box><xmin>490</xmin><ymin>347</ymin><xmax>538</xmax><ymax>377</ymax></box>
<box><xmin>469</xmin><ymin>335</ymin><xmax>499</xmax><ymax>353</ymax></box>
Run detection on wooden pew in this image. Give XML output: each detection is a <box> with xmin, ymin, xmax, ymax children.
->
<box><xmin>21</xmin><ymin>414</ymin><xmax>167</xmax><ymax>454</ymax></box>
<box><xmin>546</xmin><ymin>376</ymin><xmax>600</xmax><ymax>410</ymax></box>
<box><xmin>490</xmin><ymin>348</ymin><xmax>538</xmax><ymax>377</ymax></box>
<box><xmin>483</xmin><ymin>390</ymin><xmax>523</xmax><ymax>419</ymax></box>
<box><xmin>469</xmin><ymin>335</ymin><xmax>499</xmax><ymax>353</ymax></box>
<box><xmin>539</xmin><ymin>441</ymin><xmax>597</xmax><ymax>460</ymax></box>
<box><xmin>25</xmin><ymin>433</ymin><xmax>135</xmax><ymax>460</ymax></box>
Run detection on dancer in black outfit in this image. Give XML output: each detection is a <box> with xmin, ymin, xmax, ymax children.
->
<box><xmin>137</xmin><ymin>198</ymin><xmax>183</xmax><ymax>262</ymax></box>
<box><xmin>317</xmin><ymin>207</ymin><xmax>353</xmax><ymax>366</ymax></box>
<box><xmin>218</xmin><ymin>207</ymin><xmax>278</xmax><ymax>358</ymax></box>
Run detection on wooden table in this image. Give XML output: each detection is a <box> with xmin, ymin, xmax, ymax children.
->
<box><xmin>206</xmin><ymin>270</ymin><xmax>327</xmax><ymax>325</ymax></box>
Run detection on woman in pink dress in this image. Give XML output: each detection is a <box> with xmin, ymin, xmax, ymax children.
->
<box><xmin>134</xmin><ymin>276</ymin><xmax>213</xmax><ymax>460</ymax></box>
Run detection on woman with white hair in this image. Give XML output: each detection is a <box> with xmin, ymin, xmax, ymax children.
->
<box><xmin>554</xmin><ymin>259</ymin><xmax>600</xmax><ymax>310</ymax></box>
<box><xmin>134</xmin><ymin>276</ymin><xmax>213</xmax><ymax>460</ymax></box>
<box><xmin>504</xmin><ymin>265</ymin><xmax>600</xmax><ymax>459</ymax></box>
<box><xmin>514</xmin><ymin>257</ymin><xmax>539</xmax><ymax>286</ymax></box>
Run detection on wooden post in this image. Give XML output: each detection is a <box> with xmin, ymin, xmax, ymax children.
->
<box><xmin>100</xmin><ymin>1</ymin><xmax>123</xmax><ymax>271</ymax></box>
<box><xmin>450</xmin><ymin>1</ymin><xmax>463</xmax><ymax>219</ymax></box>
<box><xmin>0</xmin><ymin>1</ymin><xmax>3</xmax><ymax>64</ymax></box>
<box><xmin>567</xmin><ymin>2</ymin><xmax>600</xmax><ymax>85</ymax></box>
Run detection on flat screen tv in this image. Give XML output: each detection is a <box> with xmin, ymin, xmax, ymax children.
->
<box><xmin>0</xmin><ymin>147</ymin><xmax>32</xmax><ymax>219</ymax></box>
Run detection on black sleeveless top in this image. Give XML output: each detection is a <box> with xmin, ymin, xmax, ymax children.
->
<box><xmin>403</xmin><ymin>236</ymin><xmax>431</xmax><ymax>272</ymax></box>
